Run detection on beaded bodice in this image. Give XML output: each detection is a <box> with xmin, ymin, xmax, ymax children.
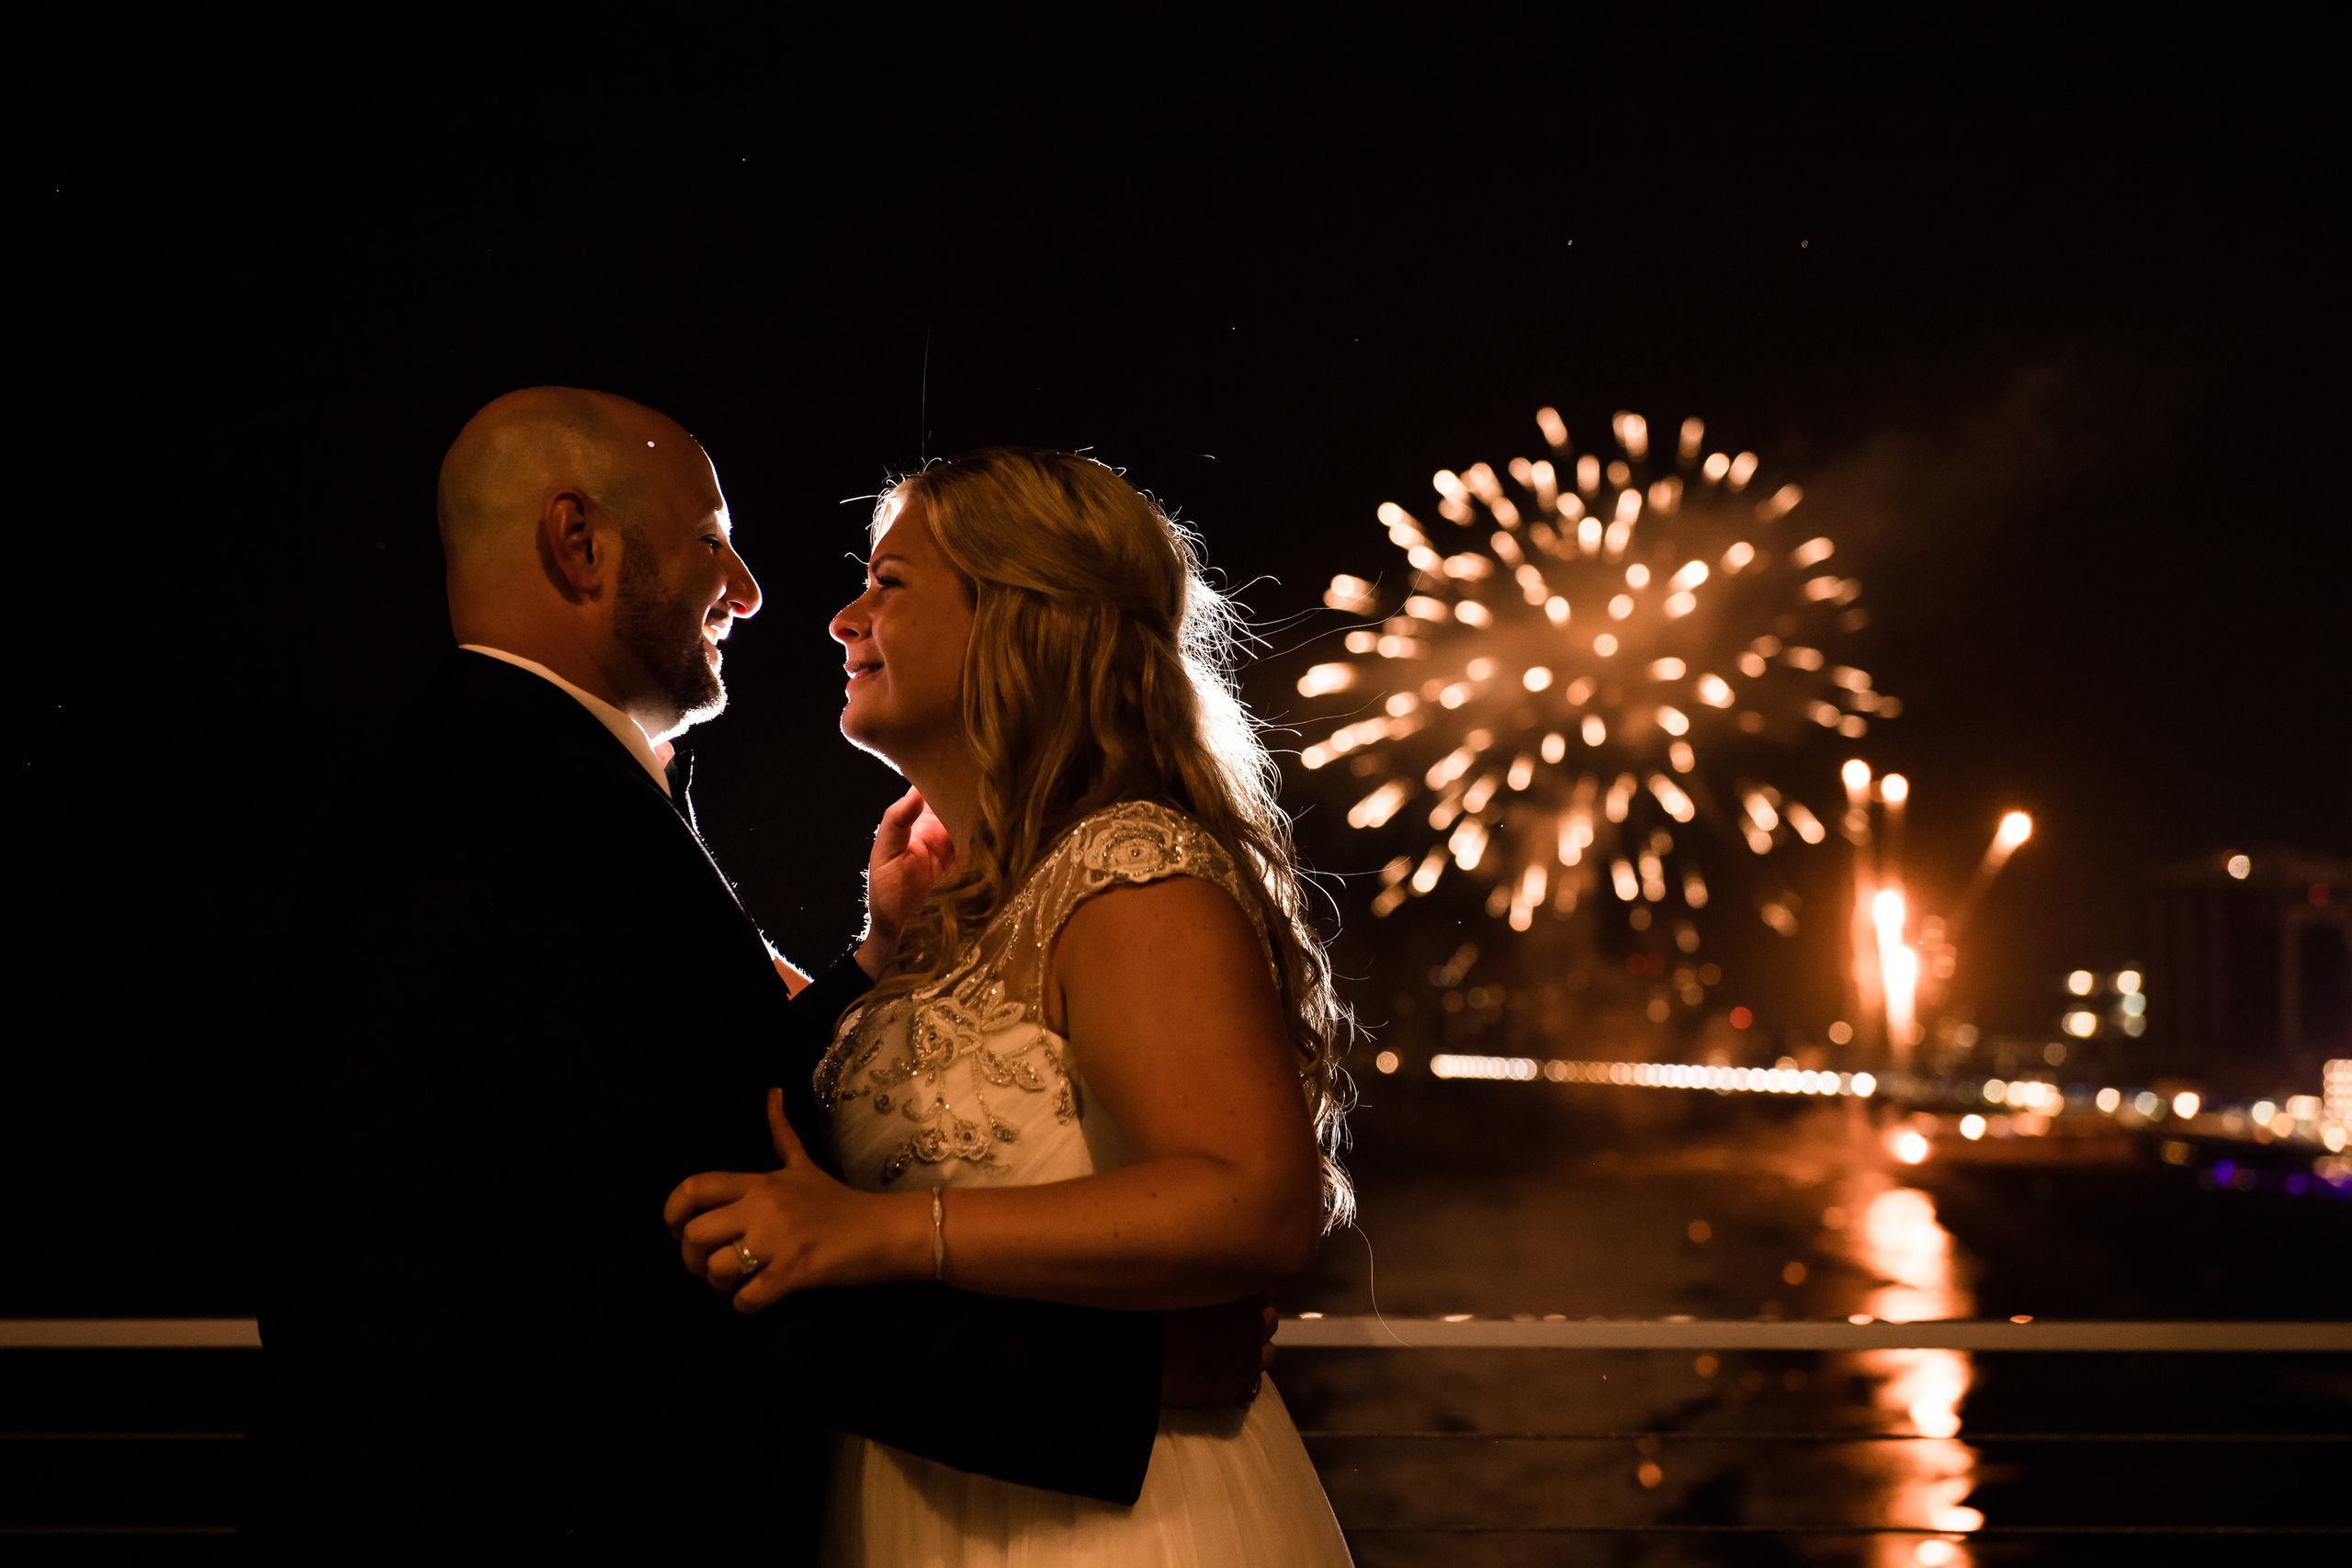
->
<box><xmin>815</xmin><ymin>801</ymin><xmax>1272</xmax><ymax>1194</ymax></box>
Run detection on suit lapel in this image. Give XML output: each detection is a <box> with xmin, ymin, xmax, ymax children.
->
<box><xmin>450</xmin><ymin>651</ymin><xmax>756</xmax><ymax>927</ymax></box>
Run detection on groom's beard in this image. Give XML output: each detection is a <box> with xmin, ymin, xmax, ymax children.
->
<box><xmin>615</xmin><ymin>539</ymin><xmax>727</xmax><ymax>733</ymax></box>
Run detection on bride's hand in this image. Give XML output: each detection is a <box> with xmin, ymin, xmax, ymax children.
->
<box><xmin>663</xmin><ymin>1089</ymin><xmax>930</xmax><ymax>1313</ymax></box>
<box><xmin>855</xmin><ymin>788</ymin><xmax>956</xmax><ymax>979</ymax></box>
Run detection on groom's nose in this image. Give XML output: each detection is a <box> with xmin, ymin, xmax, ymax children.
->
<box><xmin>723</xmin><ymin>545</ymin><xmax>762</xmax><ymax>620</ymax></box>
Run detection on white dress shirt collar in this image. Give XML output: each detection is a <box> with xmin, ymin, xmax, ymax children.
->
<box><xmin>458</xmin><ymin>644</ymin><xmax>671</xmax><ymax>796</ymax></box>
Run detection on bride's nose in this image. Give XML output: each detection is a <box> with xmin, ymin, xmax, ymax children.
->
<box><xmin>829</xmin><ymin>599</ymin><xmax>867</xmax><ymax>647</ymax></box>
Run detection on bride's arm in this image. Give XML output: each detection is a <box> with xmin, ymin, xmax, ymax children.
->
<box><xmin>667</xmin><ymin>874</ymin><xmax>1325</xmax><ymax>1312</ymax></box>
<box><xmin>934</xmin><ymin>874</ymin><xmax>1325</xmax><ymax>1307</ymax></box>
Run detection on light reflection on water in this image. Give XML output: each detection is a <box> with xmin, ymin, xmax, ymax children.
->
<box><xmin>1284</xmin><ymin>1100</ymin><xmax>2011</xmax><ymax>1560</ymax></box>
<box><xmin>1842</xmin><ymin>1180</ymin><xmax>1984</xmax><ymax>1564</ymax></box>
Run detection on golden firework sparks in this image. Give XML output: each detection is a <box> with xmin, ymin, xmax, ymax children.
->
<box><xmin>1297</xmin><ymin>408</ymin><xmax>1894</xmax><ymax>953</ymax></box>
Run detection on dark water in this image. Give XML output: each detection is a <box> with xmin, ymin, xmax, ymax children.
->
<box><xmin>1272</xmin><ymin>1078</ymin><xmax>2351</xmax><ymax>1564</ymax></box>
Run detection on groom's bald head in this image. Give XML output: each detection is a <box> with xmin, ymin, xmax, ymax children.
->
<box><xmin>437</xmin><ymin>387</ymin><xmax>689</xmax><ymax>575</ymax></box>
<box><xmin>435</xmin><ymin>387</ymin><xmax>762</xmax><ymax>740</ymax></box>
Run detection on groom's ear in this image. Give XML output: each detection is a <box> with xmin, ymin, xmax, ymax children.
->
<box><xmin>537</xmin><ymin>489</ymin><xmax>612</xmax><ymax>604</ymax></box>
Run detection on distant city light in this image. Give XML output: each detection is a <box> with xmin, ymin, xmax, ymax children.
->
<box><xmin>2172</xmin><ymin>1091</ymin><xmax>2201</xmax><ymax>1120</ymax></box>
<box><xmin>1891</xmin><ymin>1128</ymin><xmax>1930</xmax><ymax>1165</ymax></box>
<box><xmin>1374</xmin><ymin>1050</ymin><xmax>1400</xmax><ymax>1075</ymax></box>
<box><xmin>2133</xmin><ymin>1091</ymin><xmax>2161</xmax><ymax>1118</ymax></box>
<box><xmin>2115</xmin><ymin>969</ymin><xmax>2143</xmax><ymax>995</ymax></box>
<box><xmin>2325</xmin><ymin>1060</ymin><xmax>2352</xmax><ymax>1124</ymax></box>
<box><xmin>2226</xmin><ymin>853</ymin><xmax>2250</xmax><ymax>879</ymax></box>
<box><xmin>2065</xmin><ymin>970</ymin><xmax>2094</xmax><ymax>996</ymax></box>
<box><xmin>1993</xmin><ymin>811</ymin><xmax>2033</xmax><ymax>853</ymax></box>
<box><xmin>1827</xmin><ymin>1021</ymin><xmax>1854</xmax><ymax>1044</ymax></box>
<box><xmin>1959</xmin><ymin>1114</ymin><xmax>1986</xmax><ymax>1140</ymax></box>
<box><xmin>2096</xmin><ymin>1088</ymin><xmax>2121</xmax><ymax>1113</ymax></box>
<box><xmin>2063</xmin><ymin>1010</ymin><xmax>2098</xmax><ymax>1038</ymax></box>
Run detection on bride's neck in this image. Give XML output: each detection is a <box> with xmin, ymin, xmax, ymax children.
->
<box><xmin>898</xmin><ymin>741</ymin><xmax>984</xmax><ymax>859</ymax></box>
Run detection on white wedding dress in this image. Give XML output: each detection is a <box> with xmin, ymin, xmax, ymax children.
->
<box><xmin>812</xmin><ymin>802</ymin><xmax>1352</xmax><ymax>1567</ymax></box>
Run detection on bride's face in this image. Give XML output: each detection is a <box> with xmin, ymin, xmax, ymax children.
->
<box><xmin>830</xmin><ymin>495</ymin><xmax>976</xmax><ymax>767</ymax></box>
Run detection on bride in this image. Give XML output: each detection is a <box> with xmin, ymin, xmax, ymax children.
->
<box><xmin>665</xmin><ymin>447</ymin><xmax>1356</xmax><ymax>1565</ymax></box>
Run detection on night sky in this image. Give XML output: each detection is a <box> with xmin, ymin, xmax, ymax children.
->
<box><xmin>17</xmin><ymin>17</ymin><xmax>2346</xmax><ymax>1305</ymax></box>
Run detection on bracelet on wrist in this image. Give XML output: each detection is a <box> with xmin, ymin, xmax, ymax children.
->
<box><xmin>930</xmin><ymin>1188</ymin><xmax>946</xmax><ymax>1282</ymax></box>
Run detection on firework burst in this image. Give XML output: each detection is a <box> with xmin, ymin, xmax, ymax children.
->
<box><xmin>1297</xmin><ymin>408</ymin><xmax>1895</xmax><ymax>955</ymax></box>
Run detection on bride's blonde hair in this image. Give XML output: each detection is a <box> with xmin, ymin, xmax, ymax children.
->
<box><xmin>863</xmin><ymin>447</ymin><xmax>1353</xmax><ymax>1228</ymax></box>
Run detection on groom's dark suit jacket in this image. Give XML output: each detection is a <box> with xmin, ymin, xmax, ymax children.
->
<box><xmin>255</xmin><ymin>649</ymin><xmax>1163</xmax><ymax>1558</ymax></box>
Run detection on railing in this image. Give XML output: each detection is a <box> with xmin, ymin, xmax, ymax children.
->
<box><xmin>2</xmin><ymin>1320</ymin><xmax>263</xmax><ymax>1348</ymax></box>
<box><xmin>6</xmin><ymin>1317</ymin><xmax>2349</xmax><ymax>1550</ymax></box>
<box><xmin>14</xmin><ymin>1315</ymin><xmax>2344</xmax><ymax>1351</ymax></box>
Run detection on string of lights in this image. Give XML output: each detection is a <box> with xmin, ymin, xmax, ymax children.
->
<box><xmin>1413</xmin><ymin>1053</ymin><xmax>2352</xmax><ymax>1162</ymax></box>
<box><xmin>1430</xmin><ymin>1054</ymin><xmax>1879</xmax><ymax>1098</ymax></box>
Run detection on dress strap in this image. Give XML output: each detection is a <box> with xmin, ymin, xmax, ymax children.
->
<box><xmin>1024</xmin><ymin>802</ymin><xmax>1277</xmax><ymax>983</ymax></box>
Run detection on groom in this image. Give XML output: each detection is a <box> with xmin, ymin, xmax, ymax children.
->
<box><xmin>256</xmin><ymin>389</ymin><xmax>1238</xmax><ymax>1558</ymax></box>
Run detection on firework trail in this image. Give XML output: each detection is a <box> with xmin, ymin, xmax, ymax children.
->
<box><xmin>1296</xmin><ymin>408</ymin><xmax>1894</xmax><ymax>964</ymax></box>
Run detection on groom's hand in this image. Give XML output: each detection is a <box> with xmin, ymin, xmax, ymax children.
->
<box><xmin>663</xmin><ymin>1089</ymin><xmax>931</xmax><ymax>1313</ymax></box>
<box><xmin>1159</xmin><ymin>1295</ymin><xmax>1280</xmax><ymax>1407</ymax></box>
<box><xmin>856</xmin><ymin>788</ymin><xmax>956</xmax><ymax>979</ymax></box>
